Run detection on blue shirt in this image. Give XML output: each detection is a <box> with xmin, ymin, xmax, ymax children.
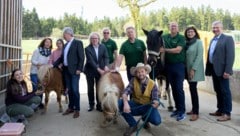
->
<box><xmin>209</xmin><ymin>35</ymin><xmax>220</xmax><ymax>63</ymax></box>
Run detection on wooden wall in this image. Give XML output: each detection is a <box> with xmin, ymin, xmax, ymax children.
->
<box><xmin>0</xmin><ymin>0</ymin><xmax>22</xmax><ymax>113</ymax></box>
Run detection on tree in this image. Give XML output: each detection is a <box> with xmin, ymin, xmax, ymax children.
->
<box><xmin>22</xmin><ymin>8</ymin><xmax>41</xmax><ymax>38</ymax></box>
<box><xmin>40</xmin><ymin>17</ymin><xmax>56</xmax><ymax>37</ymax></box>
<box><xmin>117</xmin><ymin>0</ymin><xmax>157</xmax><ymax>36</ymax></box>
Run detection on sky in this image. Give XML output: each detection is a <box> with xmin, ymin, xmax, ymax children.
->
<box><xmin>23</xmin><ymin>0</ymin><xmax>240</xmax><ymax>22</ymax></box>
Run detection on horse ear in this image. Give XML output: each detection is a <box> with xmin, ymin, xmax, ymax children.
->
<box><xmin>142</xmin><ymin>28</ymin><xmax>148</xmax><ymax>36</ymax></box>
<box><xmin>158</xmin><ymin>30</ymin><xmax>163</xmax><ymax>36</ymax></box>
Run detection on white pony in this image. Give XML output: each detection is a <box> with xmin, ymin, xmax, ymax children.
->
<box><xmin>98</xmin><ymin>72</ymin><xmax>124</xmax><ymax>127</ymax></box>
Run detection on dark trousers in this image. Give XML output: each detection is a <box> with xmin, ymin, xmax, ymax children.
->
<box><xmin>166</xmin><ymin>63</ymin><xmax>185</xmax><ymax>114</ymax></box>
<box><xmin>127</xmin><ymin>66</ymin><xmax>134</xmax><ymax>99</ymax></box>
<box><xmin>86</xmin><ymin>74</ymin><xmax>101</xmax><ymax>108</ymax></box>
<box><xmin>63</xmin><ymin>68</ymin><xmax>80</xmax><ymax>111</ymax></box>
<box><xmin>212</xmin><ymin>70</ymin><xmax>232</xmax><ymax>115</ymax></box>
<box><xmin>188</xmin><ymin>82</ymin><xmax>199</xmax><ymax>114</ymax></box>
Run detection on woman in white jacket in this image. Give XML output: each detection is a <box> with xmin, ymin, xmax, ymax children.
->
<box><xmin>30</xmin><ymin>38</ymin><xmax>52</xmax><ymax>108</ymax></box>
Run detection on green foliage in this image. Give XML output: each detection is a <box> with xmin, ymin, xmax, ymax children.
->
<box><xmin>22</xmin><ymin>5</ymin><xmax>240</xmax><ymax>38</ymax></box>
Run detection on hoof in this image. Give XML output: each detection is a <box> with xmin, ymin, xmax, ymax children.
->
<box><xmin>41</xmin><ymin>111</ymin><xmax>46</xmax><ymax>115</ymax></box>
<box><xmin>113</xmin><ymin>119</ymin><xmax>118</xmax><ymax>124</ymax></box>
<box><xmin>59</xmin><ymin>109</ymin><xmax>63</xmax><ymax>113</ymax></box>
<box><xmin>100</xmin><ymin>121</ymin><xmax>111</xmax><ymax>128</ymax></box>
<box><xmin>163</xmin><ymin>95</ymin><xmax>167</xmax><ymax>100</ymax></box>
<box><xmin>168</xmin><ymin>106</ymin><xmax>174</xmax><ymax>112</ymax></box>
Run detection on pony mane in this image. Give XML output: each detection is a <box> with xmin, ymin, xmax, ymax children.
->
<box><xmin>98</xmin><ymin>72</ymin><xmax>121</xmax><ymax>112</ymax></box>
<box><xmin>38</xmin><ymin>64</ymin><xmax>52</xmax><ymax>82</ymax></box>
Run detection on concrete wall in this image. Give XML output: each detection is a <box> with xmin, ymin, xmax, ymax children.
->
<box><xmin>198</xmin><ymin>70</ymin><xmax>240</xmax><ymax>103</ymax></box>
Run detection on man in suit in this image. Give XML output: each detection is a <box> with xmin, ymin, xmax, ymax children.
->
<box><xmin>84</xmin><ymin>32</ymin><xmax>109</xmax><ymax>112</ymax></box>
<box><xmin>205</xmin><ymin>21</ymin><xmax>235</xmax><ymax>121</ymax></box>
<box><xmin>54</xmin><ymin>27</ymin><xmax>85</xmax><ymax>118</ymax></box>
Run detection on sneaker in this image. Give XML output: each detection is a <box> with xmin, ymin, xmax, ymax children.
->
<box><xmin>176</xmin><ymin>113</ymin><xmax>186</xmax><ymax>121</ymax></box>
<box><xmin>170</xmin><ymin>111</ymin><xmax>178</xmax><ymax>118</ymax></box>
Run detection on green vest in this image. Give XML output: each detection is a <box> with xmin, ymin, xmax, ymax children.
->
<box><xmin>132</xmin><ymin>78</ymin><xmax>155</xmax><ymax>105</ymax></box>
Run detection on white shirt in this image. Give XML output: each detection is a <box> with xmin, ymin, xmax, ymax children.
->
<box><xmin>93</xmin><ymin>45</ymin><xmax>99</xmax><ymax>60</ymax></box>
<box><xmin>63</xmin><ymin>38</ymin><xmax>74</xmax><ymax>66</ymax></box>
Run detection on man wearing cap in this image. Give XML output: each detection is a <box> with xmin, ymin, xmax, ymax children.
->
<box><xmin>118</xmin><ymin>63</ymin><xmax>161</xmax><ymax>136</ymax></box>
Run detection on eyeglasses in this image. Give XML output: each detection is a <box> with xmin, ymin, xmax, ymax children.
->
<box><xmin>103</xmin><ymin>32</ymin><xmax>109</xmax><ymax>34</ymax></box>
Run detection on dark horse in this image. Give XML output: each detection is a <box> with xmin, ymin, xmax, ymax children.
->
<box><xmin>143</xmin><ymin>29</ymin><xmax>173</xmax><ymax>111</ymax></box>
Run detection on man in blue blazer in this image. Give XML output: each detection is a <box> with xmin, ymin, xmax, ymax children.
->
<box><xmin>84</xmin><ymin>32</ymin><xmax>109</xmax><ymax>112</ymax></box>
<box><xmin>205</xmin><ymin>21</ymin><xmax>235</xmax><ymax>121</ymax></box>
<box><xmin>54</xmin><ymin>27</ymin><xmax>85</xmax><ymax>118</ymax></box>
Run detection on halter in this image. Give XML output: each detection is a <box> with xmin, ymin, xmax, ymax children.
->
<box><xmin>40</xmin><ymin>69</ymin><xmax>51</xmax><ymax>88</ymax></box>
<box><xmin>147</xmin><ymin>38</ymin><xmax>165</xmax><ymax>57</ymax></box>
<box><xmin>103</xmin><ymin>110</ymin><xmax>117</xmax><ymax>116</ymax></box>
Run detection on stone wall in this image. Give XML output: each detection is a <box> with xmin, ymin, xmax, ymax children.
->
<box><xmin>198</xmin><ymin>70</ymin><xmax>240</xmax><ymax>103</ymax></box>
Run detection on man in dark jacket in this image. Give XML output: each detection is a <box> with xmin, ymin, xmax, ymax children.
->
<box><xmin>205</xmin><ymin>21</ymin><xmax>235</xmax><ymax>121</ymax></box>
<box><xmin>54</xmin><ymin>27</ymin><xmax>85</xmax><ymax>118</ymax></box>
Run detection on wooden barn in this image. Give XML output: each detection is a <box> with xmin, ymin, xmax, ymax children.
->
<box><xmin>0</xmin><ymin>0</ymin><xmax>22</xmax><ymax>114</ymax></box>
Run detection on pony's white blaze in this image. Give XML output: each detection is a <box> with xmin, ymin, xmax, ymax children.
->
<box><xmin>99</xmin><ymin>73</ymin><xmax>119</xmax><ymax>112</ymax></box>
<box><xmin>38</xmin><ymin>64</ymin><xmax>52</xmax><ymax>81</ymax></box>
<box><xmin>98</xmin><ymin>72</ymin><xmax>124</xmax><ymax>127</ymax></box>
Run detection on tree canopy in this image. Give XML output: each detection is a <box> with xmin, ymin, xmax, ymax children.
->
<box><xmin>22</xmin><ymin>5</ymin><xmax>240</xmax><ymax>39</ymax></box>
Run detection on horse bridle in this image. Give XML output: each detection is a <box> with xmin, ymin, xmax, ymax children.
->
<box><xmin>40</xmin><ymin>69</ymin><xmax>51</xmax><ymax>88</ymax></box>
<box><xmin>147</xmin><ymin>38</ymin><xmax>165</xmax><ymax>58</ymax></box>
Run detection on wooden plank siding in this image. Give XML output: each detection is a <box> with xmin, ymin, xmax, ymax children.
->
<box><xmin>0</xmin><ymin>0</ymin><xmax>22</xmax><ymax>114</ymax></box>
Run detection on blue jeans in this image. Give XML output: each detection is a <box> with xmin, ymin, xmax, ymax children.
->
<box><xmin>64</xmin><ymin>69</ymin><xmax>80</xmax><ymax>111</ymax></box>
<box><xmin>212</xmin><ymin>70</ymin><xmax>232</xmax><ymax>115</ymax></box>
<box><xmin>166</xmin><ymin>63</ymin><xmax>185</xmax><ymax>114</ymax></box>
<box><xmin>30</xmin><ymin>74</ymin><xmax>43</xmax><ymax>101</ymax></box>
<box><xmin>30</xmin><ymin>74</ymin><xmax>38</xmax><ymax>92</ymax></box>
<box><xmin>118</xmin><ymin>99</ymin><xmax>161</xmax><ymax>127</ymax></box>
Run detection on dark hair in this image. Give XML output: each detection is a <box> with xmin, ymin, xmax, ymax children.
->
<box><xmin>10</xmin><ymin>69</ymin><xmax>21</xmax><ymax>79</ymax></box>
<box><xmin>7</xmin><ymin>69</ymin><xmax>28</xmax><ymax>95</ymax></box>
<box><xmin>56</xmin><ymin>39</ymin><xmax>65</xmax><ymax>48</ymax></box>
<box><xmin>184</xmin><ymin>26</ymin><xmax>200</xmax><ymax>40</ymax></box>
<box><xmin>38</xmin><ymin>37</ymin><xmax>53</xmax><ymax>49</ymax></box>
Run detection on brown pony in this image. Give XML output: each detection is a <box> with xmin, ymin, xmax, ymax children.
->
<box><xmin>38</xmin><ymin>64</ymin><xmax>67</xmax><ymax>114</ymax></box>
<box><xmin>98</xmin><ymin>72</ymin><xmax>124</xmax><ymax>127</ymax></box>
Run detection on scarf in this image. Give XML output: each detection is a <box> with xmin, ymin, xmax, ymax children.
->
<box><xmin>185</xmin><ymin>37</ymin><xmax>197</xmax><ymax>50</ymax></box>
<box><xmin>39</xmin><ymin>47</ymin><xmax>51</xmax><ymax>57</ymax></box>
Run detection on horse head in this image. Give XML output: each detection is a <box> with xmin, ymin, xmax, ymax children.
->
<box><xmin>98</xmin><ymin>72</ymin><xmax>124</xmax><ymax>127</ymax></box>
<box><xmin>143</xmin><ymin>28</ymin><xmax>164</xmax><ymax>67</ymax></box>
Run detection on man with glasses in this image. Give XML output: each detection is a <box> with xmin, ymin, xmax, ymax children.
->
<box><xmin>101</xmin><ymin>27</ymin><xmax>118</xmax><ymax>70</ymax></box>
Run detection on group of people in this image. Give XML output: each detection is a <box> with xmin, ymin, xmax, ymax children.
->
<box><xmin>5</xmin><ymin>20</ymin><xmax>235</xmax><ymax>136</ymax></box>
<box><xmin>161</xmin><ymin>21</ymin><xmax>234</xmax><ymax>123</ymax></box>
